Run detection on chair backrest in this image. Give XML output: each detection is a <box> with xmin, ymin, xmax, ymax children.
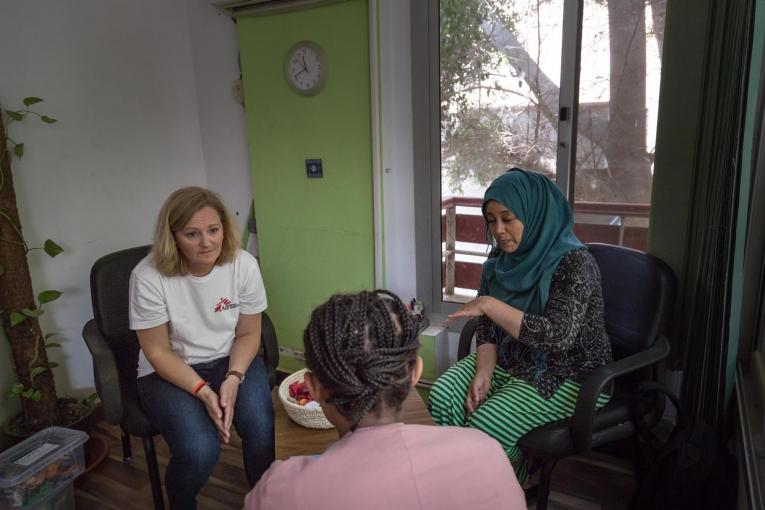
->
<box><xmin>90</xmin><ymin>246</ymin><xmax>151</xmax><ymax>388</ymax></box>
<box><xmin>587</xmin><ymin>243</ymin><xmax>676</xmax><ymax>361</ymax></box>
<box><xmin>90</xmin><ymin>245</ymin><xmax>152</xmax><ymax>384</ymax></box>
<box><xmin>91</xmin><ymin>245</ymin><xmax>280</xmax><ymax>385</ymax></box>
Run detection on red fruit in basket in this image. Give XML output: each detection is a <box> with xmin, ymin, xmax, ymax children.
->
<box><xmin>288</xmin><ymin>381</ymin><xmax>300</xmax><ymax>398</ymax></box>
<box><xmin>288</xmin><ymin>380</ymin><xmax>314</xmax><ymax>403</ymax></box>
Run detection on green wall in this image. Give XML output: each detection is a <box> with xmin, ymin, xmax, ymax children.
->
<box><xmin>237</xmin><ymin>0</ymin><xmax>374</xmax><ymax>368</ymax></box>
<box><xmin>727</xmin><ymin>0</ymin><xmax>765</xmax><ymax>398</ymax></box>
<box><xmin>649</xmin><ymin>0</ymin><xmax>712</xmax><ymax>276</ymax></box>
<box><xmin>648</xmin><ymin>0</ymin><xmax>715</xmax><ymax>365</ymax></box>
<box><xmin>650</xmin><ymin>0</ymin><xmax>764</xmax><ymax>402</ymax></box>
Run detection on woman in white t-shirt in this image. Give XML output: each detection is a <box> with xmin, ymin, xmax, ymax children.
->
<box><xmin>129</xmin><ymin>187</ymin><xmax>273</xmax><ymax>510</ymax></box>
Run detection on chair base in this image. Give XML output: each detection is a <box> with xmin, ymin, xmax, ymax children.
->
<box><xmin>119</xmin><ymin>430</ymin><xmax>164</xmax><ymax>510</ymax></box>
<box><xmin>523</xmin><ymin>484</ymin><xmax>539</xmax><ymax>502</ymax></box>
<box><xmin>140</xmin><ymin>435</ymin><xmax>165</xmax><ymax>510</ymax></box>
<box><xmin>120</xmin><ymin>426</ymin><xmax>133</xmax><ymax>462</ymax></box>
<box><xmin>535</xmin><ymin>459</ymin><xmax>558</xmax><ymax>510</ymax></box>
<box><xmin>522</xmin><ymin>459</ymin><xmax>558</xmax><ymax>510</ymax></box>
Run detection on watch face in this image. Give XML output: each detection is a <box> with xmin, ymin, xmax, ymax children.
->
<box><xmin>285</xmin><ymin>42</ymin><xmax>326</xmax><ymax>96</ymax></box>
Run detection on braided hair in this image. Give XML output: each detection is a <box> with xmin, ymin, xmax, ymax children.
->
<box><xmin>303</xmin><ymin>290</ymin><xmax>421</xmax><ymax>431</ymax></box>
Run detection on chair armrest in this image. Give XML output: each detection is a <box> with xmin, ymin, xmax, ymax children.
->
<box><xmin>82</xmin><ymin>319</ymin><xmax>124</xmax><ymax>424</ymax></box>
<box><xmin>261</xmin><ymin>312</ymin><xmax>280</xmax><ymax>376</ymax></box>
<box><xmin>457</xmin><ymin>318</ymin><xmax>479</xmax><ymax>360</ymax></box>
<box><xmin>570</xmin><ymin>335</ymin><xmax>670</xmax><ymax>451</ymax></box>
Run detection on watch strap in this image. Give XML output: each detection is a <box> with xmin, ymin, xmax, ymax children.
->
<box><xmin>225</xmin><ymin>370</ymin><xmax>245</xmax><ymax>384</ymax></box>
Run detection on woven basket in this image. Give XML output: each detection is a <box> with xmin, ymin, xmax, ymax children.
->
<box><xmin>278</xmin><ymin>368</ymin><xmax>334</xmax><ymax>429</ymax></box>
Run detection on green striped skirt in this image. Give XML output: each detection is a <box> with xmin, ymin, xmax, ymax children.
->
<box><xmin>428</xmin><ymin>352</ymin><xmax>610</xmax><ymax>484</ymax></box>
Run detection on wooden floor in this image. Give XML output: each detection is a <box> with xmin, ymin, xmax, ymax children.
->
<box><xmin>74</xmin><ymin>390</ymin><xmax>636</xmax><ymax>509</ymax></box>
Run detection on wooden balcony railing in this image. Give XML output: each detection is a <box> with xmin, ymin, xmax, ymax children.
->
<box><xmin>441</xmin><ymin>196</ymin><xmax>650</xmax><ymax>298</ymax></box>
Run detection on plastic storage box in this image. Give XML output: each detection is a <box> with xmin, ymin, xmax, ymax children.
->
<box><xmin>0</xmin><ymin>427</ymin><xmax>88</xmax><ymax>509</ymax></box>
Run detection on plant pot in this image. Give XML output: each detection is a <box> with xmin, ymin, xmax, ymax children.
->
<box><xmin>2</xmin><ymin>398</ymin><xmax>108</xmax><ymax>473</ymax></box>
<box><xmin>3</xmin><ymin>398</ymin><xmax>95</xmax><ymax>439</ymax></box>
<box><xmin>81</xmin><ymin>435</ymin><xmax>109</xmax><ymax>475</ymax></box>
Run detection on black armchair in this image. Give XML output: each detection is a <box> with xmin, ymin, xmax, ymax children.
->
<box><xmin>82</xmin><ymin>245</ymin><xmax>280</xmax><ymax>510</ymax></box>
<box><xmin>457</xmin><ymin>243</ymin><xmax>676</xmax><ymax>510</ymax></box>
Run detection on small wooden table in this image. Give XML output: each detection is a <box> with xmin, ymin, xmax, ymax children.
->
<box><xmin>273</xmin><ymin>388</ymin><xmax>433</xmax><ymax>459</ymax></box>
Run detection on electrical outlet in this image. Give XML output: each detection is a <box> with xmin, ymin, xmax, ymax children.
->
<box><xmin>305</xmin><ymin>159</ymin><xmax>323</xmax><ymax>178</ymax></box>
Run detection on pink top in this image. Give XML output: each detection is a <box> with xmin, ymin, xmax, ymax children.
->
<box><xmin>243</xmin><ymin>423</ymin><xmax>526</xmax><ymax>510</ymax></box>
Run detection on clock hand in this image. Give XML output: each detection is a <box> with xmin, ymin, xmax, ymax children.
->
<box><xmin>301</xmin><ymin>56</ymin><xmax>308</xmax><ymax>72</ymax></box>
<box><xmin>294</xmin><ymin>69</ymin><xmax>306</xmax><ymax>79</ymax></box>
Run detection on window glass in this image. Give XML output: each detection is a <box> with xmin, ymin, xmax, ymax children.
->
<box><xmin>572</xmin><ymin>0</ymin><xmax>664</xmax><ymax>252</ymax></box>
<box><xmin>439</xmin><ymin>0</ymin><xmax>665</xmax><ymax>303</ymax></box>
<box><xmin>440</xmin><ymin>0</ymin><xmax>562</xmax><ymax>302</ymax></box>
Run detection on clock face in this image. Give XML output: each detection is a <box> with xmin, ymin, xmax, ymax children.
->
<box><xmin>285</xmin><ymin>42</ymin><xmax>327</xmax><ymax>96</ymax></box>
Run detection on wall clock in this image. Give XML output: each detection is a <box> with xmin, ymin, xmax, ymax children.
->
<box><xmin>284</xmin><ymin>41</ymin><xmax>327</xmax><ymax>96</ymax></box>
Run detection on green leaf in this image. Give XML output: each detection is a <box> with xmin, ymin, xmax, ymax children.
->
<box><xmin>45</xmin><ymin>342</ymin><xmax>62</xmax><ymax>349</ymax></box>
<box><xmin>10</xmin><ymin>311</ymin><xmax>27</xmax><ymax>327</ymax></box>
<box><xmin>21</xmin><ymin>388</ymin><xmax>34</xmax><ymax>398</ymax></box>
<box><xmin>44</xmin><ymin>332</ymin><xmax>61</xmax><ymax>340</ymax></box>
<box><xmin>23</xmin><ymin>97</ymin><xmax>43</xmax><ymax>107</ymax></box>
<box><xmin>5</xmin><ymin>110</ymin><xmax>23</xmax><ymax>121</ymax></box>
<box><xmin>47</xmin><ymin>362</ymin><xmax>59</xmax><ymax>369</ymax></box>
<box><xmin>31</xmin><ymin>390</ymin><xmax>42</xmax><ymax>401</ymax></box>
<box><xmin>11</xmin><ymin>383</ymin><xmax>24</xmax><ymax>395</ymax></box>
<box><xmin>38</xmin><ymin>290</ymin><xmax>62</xmax><ymax>304</ymax></box>
<box><xmin>14</xmin><ymin>143</ymin><xmax>24</xmax><ymax>158</ymax></box>
<box><xmin>41</xmin><ymin>116</ymin><xmax>57</xmax><ymax>124</ymax></box>
<box><xmin>30</xmin><ymin>366</ymin><xmax>46</xmax><ymax>379</ymax></box>
<box><xmin>43</xmin><ymin>239</ymin><xmax>64</xmax><ymax>257</ymax></box>
<box><xmin>80</xmin><ymin>393</ymin><xmax>98</xmax><ymax>407</ymax></box>
<box><xmin>21</xmin><ymin>308</ymin><xmax>43</xmax><ymax>318</ymax></box>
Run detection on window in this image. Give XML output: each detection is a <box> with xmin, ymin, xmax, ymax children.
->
<box><xmin>414</xmin><ymin>0</ymin><xmax>666</xmax><ymax>307</ymax></box>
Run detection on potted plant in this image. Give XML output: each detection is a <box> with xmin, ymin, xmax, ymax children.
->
<box><xmin>0</xmin><ymin>97</ymin><xmax>93</xmax><ymax>437</ymax></box>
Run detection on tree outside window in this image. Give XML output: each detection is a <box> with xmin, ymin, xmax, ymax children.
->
<box><xmin>439</xmin><ymin>0</ymin><xmax>665</xmax><ymax>301</ymax></box>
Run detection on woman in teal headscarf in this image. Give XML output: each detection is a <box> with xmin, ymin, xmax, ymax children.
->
<box><xmin>428</xmin><ymin>169</ymin><xmax>612</xmax><ymax>484</ymax></box>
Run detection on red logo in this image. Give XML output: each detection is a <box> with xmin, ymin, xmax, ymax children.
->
<box><xmin>214</xmin><ymin>297</ymin><xmax>239</xmax><ymax>312</ymax></box>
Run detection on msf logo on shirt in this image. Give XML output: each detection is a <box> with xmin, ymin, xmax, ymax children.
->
<box><xmin>214</xmin><ymin>297</ymin><xmax>240</xmax><ymax>313</ymax></box>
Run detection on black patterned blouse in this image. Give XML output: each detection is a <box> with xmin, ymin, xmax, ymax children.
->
<box><xmin>475</xmin><ymin>248</ymin><xmax>612</xmax><ymax>399</ymax></box>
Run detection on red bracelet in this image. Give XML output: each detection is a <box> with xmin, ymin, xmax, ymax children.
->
<box><xmin>192</xmin><ymin>380</ymin><xmax>208</xmax><ymax>396</ymax></box>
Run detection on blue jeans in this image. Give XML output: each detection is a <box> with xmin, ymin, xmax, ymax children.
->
<box><xmin>137</xmin><ymin>356</ymin><xmax>275</xmax><ymax>510</ymax></box>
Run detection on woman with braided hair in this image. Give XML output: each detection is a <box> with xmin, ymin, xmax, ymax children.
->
<box><xmin>244</xmin><ymin>290</ymin><xmax>525</xmax><ymax>510</ymax></box>
<box><xmin>428</xmin><ymin>168</ymin><xmax>613</xmax><ymax>485</ymax></box>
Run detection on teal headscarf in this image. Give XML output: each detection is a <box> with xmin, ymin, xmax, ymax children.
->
<box><xmin>480</xmin><ymin>168</ymin><xmax>584</xmax><ymax>315</ymax></box>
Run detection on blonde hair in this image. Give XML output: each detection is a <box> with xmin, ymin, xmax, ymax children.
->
<box><xmin>151</xmin><ymin>187</ymin><xmax>240</xmax><ymax>276</ymax></box>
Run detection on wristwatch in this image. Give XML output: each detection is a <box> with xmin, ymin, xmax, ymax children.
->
<box><xmin>225</xmin><ymin>370</ymin><xmax>245</xmax><ymax>384</ymax></box>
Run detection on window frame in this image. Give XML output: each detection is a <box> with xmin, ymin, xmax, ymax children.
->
<box><xmin>411</xmin><ymin>0</ymin><xmax>586</xmax><ymax>317</ymax></box>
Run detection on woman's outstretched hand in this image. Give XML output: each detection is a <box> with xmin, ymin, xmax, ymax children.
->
<box><xmin>447</xmin><ymin>296</ymin><xmax>523</xmax><ymax>339</ymax></box>
<box><xmin>447</xmin><ymin>296</ymin><xmax>490</xmax><ymax>322</ymax></box>
<box><xmin>197</xmin><ymin>385</ymin><xmax>230</xmax><ymax>443</ymax></box>
<box><xmin>219</xmin><ymin>377</ymin><xmax>240</xmax><ymax>441</ymax></box>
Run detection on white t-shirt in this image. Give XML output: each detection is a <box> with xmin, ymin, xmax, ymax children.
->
<box><xmin>129</xmin><ymin>249</ymin><xmax>268</xmax><ymax>378</ymax></box>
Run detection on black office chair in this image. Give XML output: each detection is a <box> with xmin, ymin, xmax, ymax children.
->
<box><xmin>457</xmin><ymin>243</ymin><xmax>676</xmax><ymax>510</ymax></box>
<box><xmin>82</xmin><ymin>245</ymin><xmax>280</xmax><ymax>510</ymax></box>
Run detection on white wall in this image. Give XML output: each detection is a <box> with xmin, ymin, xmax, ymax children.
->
<box><xmin>186</xmin><ymin>1</ymin><xmax>254</xmax><ymax>228</ymax></box>
<box><xmin>0</xmin><ymin>0</ymin><xmax>419</xmax><ymax>405</ymax></box>
<box><xmin>377</xmin><ymin>0</ymin><xmax>417</xmax><ymax>301</ymax></box>
<box><xmin>377</xmin><ymin>1</ymin><xmax>467</xmax><ymax>366</ymax></box>
<box><xmin>0</xmin><ymin>0</ymin><xmax>251</xmax><ymax>398</ymax></box>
